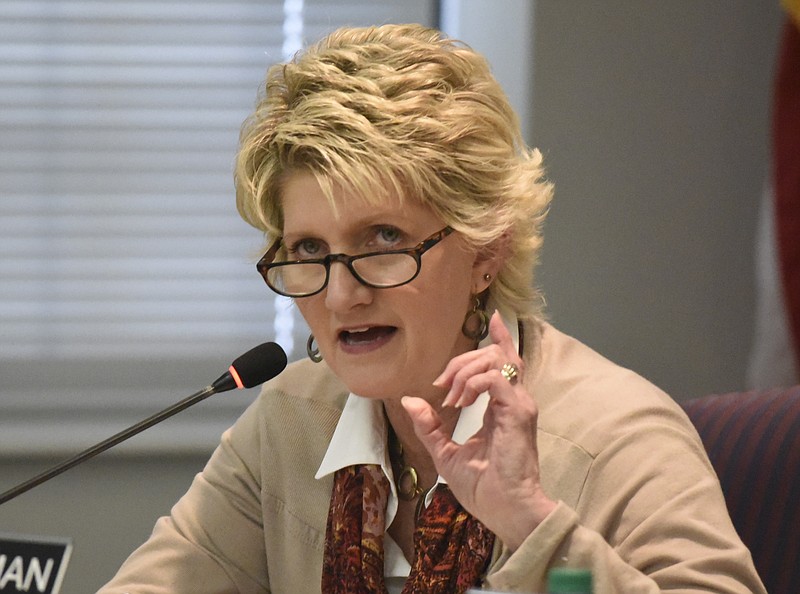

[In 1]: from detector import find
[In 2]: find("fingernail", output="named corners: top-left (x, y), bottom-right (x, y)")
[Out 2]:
top-left (441, 391), bottom-right (455, 408)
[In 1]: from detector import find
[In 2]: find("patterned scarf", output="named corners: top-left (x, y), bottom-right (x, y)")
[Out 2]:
top-left (322, 464), bottom-right (496, 594)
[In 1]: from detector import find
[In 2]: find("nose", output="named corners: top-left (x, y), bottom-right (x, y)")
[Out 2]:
top-left (323, 261), bottom-right (373, 312)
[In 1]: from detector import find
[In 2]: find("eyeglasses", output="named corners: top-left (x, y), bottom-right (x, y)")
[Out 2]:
top-left (257, 226), bottom-right (454, 298)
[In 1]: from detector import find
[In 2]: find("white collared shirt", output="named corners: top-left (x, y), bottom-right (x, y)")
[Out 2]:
top-left (314, 309), bottom-right (519, 584)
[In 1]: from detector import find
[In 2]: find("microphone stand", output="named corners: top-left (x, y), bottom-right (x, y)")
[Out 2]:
top-left (0, 384), bottom-right (216, 506)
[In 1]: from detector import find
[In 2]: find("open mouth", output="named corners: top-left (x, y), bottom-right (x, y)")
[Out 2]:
top-left (339, 326), bottom-right (397, 345)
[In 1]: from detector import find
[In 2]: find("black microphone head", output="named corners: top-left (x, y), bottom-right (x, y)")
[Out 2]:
top-left (231, 342), bottom-right (288, 389)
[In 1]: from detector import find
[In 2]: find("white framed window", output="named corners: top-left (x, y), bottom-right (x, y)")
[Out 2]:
top-left (0, 0), bottom-right (436, 455)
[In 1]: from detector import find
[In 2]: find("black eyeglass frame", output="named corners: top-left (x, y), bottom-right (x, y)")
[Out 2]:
top-left (256, 226), bottom-right (454, 298)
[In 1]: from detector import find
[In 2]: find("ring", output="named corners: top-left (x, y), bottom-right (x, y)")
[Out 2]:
top-left (500, 362), bottom-right (519, 385)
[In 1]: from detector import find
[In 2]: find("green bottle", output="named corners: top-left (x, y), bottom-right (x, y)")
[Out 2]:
top-left (547, 567), bottom-right (593, 594)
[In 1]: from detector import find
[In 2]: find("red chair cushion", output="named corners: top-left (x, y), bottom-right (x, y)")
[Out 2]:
top-left (682, 386), bottom-right (800, 594)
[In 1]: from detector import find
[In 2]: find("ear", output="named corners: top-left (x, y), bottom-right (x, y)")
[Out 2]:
top-left (471, 233), bottom-right (510, 294)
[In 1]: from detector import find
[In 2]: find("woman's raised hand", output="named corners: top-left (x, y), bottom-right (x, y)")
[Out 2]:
top-left (401, 311), bottom-right (556, 550)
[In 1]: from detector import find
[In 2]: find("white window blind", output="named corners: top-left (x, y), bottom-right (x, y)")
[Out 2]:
top-left (0, 0), bottom-right (435, 455)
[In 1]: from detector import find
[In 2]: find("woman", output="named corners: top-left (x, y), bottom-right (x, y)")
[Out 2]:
top-left (100, 24), bottom-right (765, 593)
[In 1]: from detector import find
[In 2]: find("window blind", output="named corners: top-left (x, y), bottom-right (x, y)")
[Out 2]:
top-left (0, 0), bottom-right (435, 455)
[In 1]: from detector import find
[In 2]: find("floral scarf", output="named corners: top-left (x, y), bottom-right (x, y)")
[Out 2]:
top-left (322, 464), bottom-right (495, 594)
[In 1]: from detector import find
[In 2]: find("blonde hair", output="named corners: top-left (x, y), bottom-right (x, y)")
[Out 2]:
top-left (235, 23), bottom-right (553, 321)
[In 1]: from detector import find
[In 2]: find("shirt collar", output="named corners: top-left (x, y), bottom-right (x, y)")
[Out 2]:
top-left (315, 393), bottom-right (390, 480)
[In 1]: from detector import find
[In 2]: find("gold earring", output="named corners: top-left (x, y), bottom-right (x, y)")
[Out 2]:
top-left (306, 334), bottom-right (323, 363)
top-left (461, 296), bottom-right (489, 341)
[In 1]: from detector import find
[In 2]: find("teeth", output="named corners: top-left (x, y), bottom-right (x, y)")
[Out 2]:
top-left (347, 327), bottom-right (371, 333)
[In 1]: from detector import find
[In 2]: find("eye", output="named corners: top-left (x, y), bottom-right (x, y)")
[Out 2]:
top-left (371, 226), bottom-right (403, 249)
top-left (287, 238), bottom-right (325, 260)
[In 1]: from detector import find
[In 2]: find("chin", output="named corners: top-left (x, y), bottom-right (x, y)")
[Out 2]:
top-left (330, 353), bottom-right (432, 400)
top-left (336, 369), bottom-right (410, 401)
top-left (342, 377), bottom-right (395, 400)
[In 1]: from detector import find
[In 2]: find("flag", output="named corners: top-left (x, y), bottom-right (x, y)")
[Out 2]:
top-left (747, 5), bottom-right (800, 389)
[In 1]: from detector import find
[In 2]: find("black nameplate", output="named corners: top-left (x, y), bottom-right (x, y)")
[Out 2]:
top-left (0, 533), bottom-right (71, 594)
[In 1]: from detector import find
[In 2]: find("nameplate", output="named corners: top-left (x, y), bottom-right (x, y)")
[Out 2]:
top-left (0, 533), bottom-right (72, 594)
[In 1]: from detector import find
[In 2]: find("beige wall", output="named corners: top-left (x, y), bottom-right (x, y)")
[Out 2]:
top-left (532, 2), bottom-right (784, 400)
top-left (0, 3), bottom-right (785, 592)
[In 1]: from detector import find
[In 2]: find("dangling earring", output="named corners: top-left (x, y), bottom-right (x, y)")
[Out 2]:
top-left (306, 333), bottom-right (323, 363)
top-left (461, 295), bottom-right (489, 341)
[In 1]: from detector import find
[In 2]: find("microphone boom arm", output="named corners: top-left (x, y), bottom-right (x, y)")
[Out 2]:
top-left (0, 384), bottom-right (216, 505)
top-left (0, 341), bottom-right (286, 506)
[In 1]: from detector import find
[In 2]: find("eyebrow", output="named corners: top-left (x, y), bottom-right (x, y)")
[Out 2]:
top-left (281, 215), bottom-right (418, 245)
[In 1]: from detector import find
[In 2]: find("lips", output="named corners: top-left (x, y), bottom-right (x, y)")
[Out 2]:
top-left (339, 326), bottom-right (397, 345)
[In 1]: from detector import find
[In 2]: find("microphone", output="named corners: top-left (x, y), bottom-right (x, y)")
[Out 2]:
top-left (0, 342), bottom-right (287, 506)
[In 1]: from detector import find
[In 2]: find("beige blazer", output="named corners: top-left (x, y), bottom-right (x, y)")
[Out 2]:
top-left (99, 321), bottom-right (765, 593)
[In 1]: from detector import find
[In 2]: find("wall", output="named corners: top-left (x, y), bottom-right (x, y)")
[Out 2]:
top-left (532, 1), bottom-right (784, 400)
top-left (0, 455), bottom-right (210, 592)
top-left (0, 3), bottom-right (785, 592)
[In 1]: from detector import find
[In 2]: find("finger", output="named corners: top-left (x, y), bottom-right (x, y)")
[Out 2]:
top-left (440, 314), bottom-right (521, 404)
top-left (433, 332), bottom-right (521, 391)
top-left (433, 346), bottom-right (490, 388)
top-left (434, 312), bottom-right (517, 390)
top-left (442, 346), bottom-right (506, 407)
top-left (489, 312), bottom-right (525, 381)
top-left (401, 396), bottom-right (459, 465)
top-left (459, 369), bottom-right (521, 408)
top-left (401, 396), bottom-right (440, 434)
top-left (444, 367), bottom-right (519, 411)
top-left (489, 311), bottom-right (517, 357)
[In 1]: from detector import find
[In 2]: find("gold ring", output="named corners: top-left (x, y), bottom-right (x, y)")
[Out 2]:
top-left (501, 362), bottom-right (519, 385)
